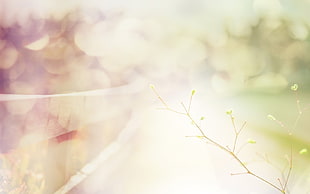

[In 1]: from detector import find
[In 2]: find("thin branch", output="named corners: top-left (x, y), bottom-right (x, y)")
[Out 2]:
top-left (256, 153), bottom-right (284, 175)
top-left (236, 142), bottom-right (248, 155)
top-left (290, 91), bottom-right (302, 134)
top-left (232, 135), bottom-right (239, 153)
top-left (269, 115), bottom-right (291, 135)
top-left (295, 92), bottom-right (302, 115)
top-left (248, 172), bottom-right (284, 193)
top-left (286, 89), bottom-right (304, 137)
top-left (231, 170), bottom-right (284, 193)
top-left (184, 107), bottom-right (285, 193)
top-left (188, 93), bottom-right (194, 113)
top-left (150, 86), bottom-right (169, 108)
top-left (151, 87), bottom-right (286, 194)
top-left (274, 119), bottom-right (286, 129)
top-left (229, 115), bottom-right (238, 153)
top-left (231, 119), bottom-right (246, 153)
top-left (291, 112), bottom-right (301, 134)
top-left (151, 86), bottom-right (187, 116)
top-left (239, 121), bottom-right (247, 133)
top-left (278, 178), bottom-right (284, 191)
top-left (180, 102), bottom-right (252, 174)
top-left (231, 172), bottom-right (248, 176)
top-left (230, 115), bottom-right (237, 134)
top-left (157, 107), bottom-right (187, 115)
top-left (283, 146), bottom-right (293, 191)
top-left (185, 135), bottom-right (205, 138)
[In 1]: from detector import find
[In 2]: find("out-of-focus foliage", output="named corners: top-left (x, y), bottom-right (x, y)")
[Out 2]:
top-left (206, 17), bottom-right (310, 93)
top-left (1, 0), bottom-right (310, 194)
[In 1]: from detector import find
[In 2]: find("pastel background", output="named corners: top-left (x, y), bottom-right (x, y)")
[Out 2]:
top-left (0, 0), bottom-right (310, 193)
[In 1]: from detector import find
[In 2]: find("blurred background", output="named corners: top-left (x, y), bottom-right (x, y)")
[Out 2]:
top-left (0, 0), bottom-right (310, 193)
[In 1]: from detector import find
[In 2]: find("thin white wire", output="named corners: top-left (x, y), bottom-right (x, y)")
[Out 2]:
top-left (0, 77), bottom-right (145, 101)
top-left (54, 111), bottom-right (139, 194)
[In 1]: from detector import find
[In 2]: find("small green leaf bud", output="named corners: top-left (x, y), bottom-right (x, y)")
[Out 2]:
top-left (290, 84), bottom-right (298, 91)
top-left (267, 114), bottom-right (276, 121)
top-left (299, 148), bottom-right (308, 155)
top-left (247, 138), bottom-right (256, 144)
top-left (226, 109), bottom-right (233, 115)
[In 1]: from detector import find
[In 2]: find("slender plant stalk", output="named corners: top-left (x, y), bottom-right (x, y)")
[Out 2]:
top-left (283, 147), bottom-right (293, 192)
top-left (150, 85), bottom-right (291, 194)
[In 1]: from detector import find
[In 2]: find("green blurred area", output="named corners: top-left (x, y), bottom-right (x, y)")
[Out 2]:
top-left (190, 1), bottom-right (310, 165)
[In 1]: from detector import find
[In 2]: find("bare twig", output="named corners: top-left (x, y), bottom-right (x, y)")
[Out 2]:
top-left (157, 107), bottom-right (187, 115)
top-left (291, 88), bottom-right (303, 135)
top-left (235, 142), bottom-right (248, 155)
top-left (283, 146), bottom-right (293, 191)
top-left (151, 86), bottom-right (287, 193)
top-left (278, 178), bottom-right (284, 191)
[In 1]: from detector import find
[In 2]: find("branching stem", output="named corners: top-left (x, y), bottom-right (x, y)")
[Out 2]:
top-left (151, 87), bottom-right (290, 194)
